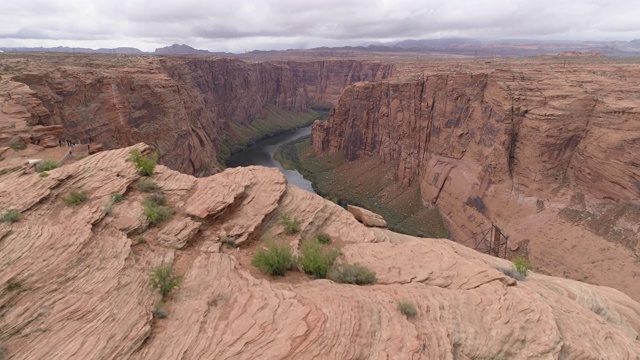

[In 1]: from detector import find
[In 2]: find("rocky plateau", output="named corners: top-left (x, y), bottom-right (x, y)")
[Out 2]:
top-left (0, 144), bottom-right (639, 359)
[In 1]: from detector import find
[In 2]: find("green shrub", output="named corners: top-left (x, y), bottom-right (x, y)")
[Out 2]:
top-left (152, 301), bottom-right (168, 319)
top-left (63, 191), bottom-right (89, 206)
top-left (146, 193), bottom-right (166, 206)
top-left (5, 280), bottom-right (22, 292)
top-left (496, 266), bottom-right (526, 281)
top-left (103, 193), bottom-right (125, 215)
top-left (39, 171), bottom-right (49, 177)
top-left (327, 263), bottom-right (377, 285)
top-left (130, 148), bottom-right (158, 176)
top-left (1, 209), bottom-right (20, 223)
top-left (513, 256), bottom-right (532, 277)
top-left (299, 240), bottom-right (341, 279)
top-left (36, 159), bottom-right (60, 172)
top-left (315, 232), bottom-right (331, 244)
top-left (149, 263), bottom-right (182, 297)
top-left (280, 213), bottom-right (300, 234)
top-left (397, 300), bottom-right (417, 318)
top-left (135, 178), bottom-right (159, 192)
top-left (143, 197), bottom-right (174, 225)
top-left (9, 140), bottom-right (26, 150)
top-left (251, 242), bottom-right (294, 276)
top-left (220, 236), bottom-right (236, 248)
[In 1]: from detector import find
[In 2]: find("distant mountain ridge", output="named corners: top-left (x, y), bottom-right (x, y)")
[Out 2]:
top-left (0, 44), bottom-right (221, 56)
top-left (3, 39), bottom-right (640, 57)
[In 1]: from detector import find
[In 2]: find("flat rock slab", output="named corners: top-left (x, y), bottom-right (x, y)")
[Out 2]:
top-left (347, 204), bottom-right (387, 228)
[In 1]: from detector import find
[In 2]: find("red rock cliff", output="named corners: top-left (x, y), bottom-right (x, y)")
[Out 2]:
top-left (284, 60), bottom-right (394, 106)
top-left (313, 60), bottom-right (640, 300)
top-left (4, 55), bottom-right (309, 175)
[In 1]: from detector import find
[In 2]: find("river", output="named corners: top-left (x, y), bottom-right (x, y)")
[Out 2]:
top-left (226, 126), bottom-right (315, 193)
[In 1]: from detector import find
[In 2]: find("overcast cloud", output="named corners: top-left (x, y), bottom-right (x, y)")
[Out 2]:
top-left (1, 0), bottom-right (640, 52)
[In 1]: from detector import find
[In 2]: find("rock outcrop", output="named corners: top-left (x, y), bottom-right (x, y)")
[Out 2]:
top-left (312, 59), bottom-right (640, 301)
top-left (0, 145), bottom-right (639, 359)
top-left (347, 204), bottom-right (388, 227)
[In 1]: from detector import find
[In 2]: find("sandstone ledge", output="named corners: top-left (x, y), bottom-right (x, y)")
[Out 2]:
top-left (0, 145), bottom-right (638, 359)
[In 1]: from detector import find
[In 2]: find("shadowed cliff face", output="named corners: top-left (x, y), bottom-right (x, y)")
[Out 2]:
top-left (283, 60), bottom-right (394, 106)
top-left (312, 61), bottom-right (640, 300)
top-left (313, 69), bottom-right (640, 201)
top-left (5, 56), bottom-right (311, 176)
top-left (1, 55), bottom-right (394, 176)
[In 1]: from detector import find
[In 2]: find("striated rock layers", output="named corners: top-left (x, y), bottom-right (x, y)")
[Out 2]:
top-left (0, 55), bottom-right (393, 177)
top-left (312, 60), bottom-right (640, 300)
top-left (283, 60), bottom-right (394, 106)
top-left (1, 145), bottom-right (640, 359)
top-left (0, 54), bottom-right (311, 176)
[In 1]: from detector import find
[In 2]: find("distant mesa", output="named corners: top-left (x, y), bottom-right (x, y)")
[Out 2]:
top-left (0, 43), bottom-right (217, 56)
top-left (153, 43), bottom-right (212, 55)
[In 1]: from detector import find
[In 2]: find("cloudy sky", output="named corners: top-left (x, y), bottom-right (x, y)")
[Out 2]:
top-left (1, 0), bottom-right (640, 52)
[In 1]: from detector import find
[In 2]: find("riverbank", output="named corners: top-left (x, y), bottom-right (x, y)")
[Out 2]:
top-left (276, 137), bottom-right (449, 238)
top-left (218, 105), bottom-right (328, 166)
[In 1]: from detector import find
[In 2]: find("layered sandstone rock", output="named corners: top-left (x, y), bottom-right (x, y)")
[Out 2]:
top-left (0, 54), bottom-right (311, 176)
top-left (312, 59), bottom-right (640, 300)
top-left (0, 145), bottom-right (639, 359)
top-left (283, 60), bottom-right (394, 106)
top-left (0, 55), bottom-right (395, 178)
top-left (347, 204), bottom-right (388, 227)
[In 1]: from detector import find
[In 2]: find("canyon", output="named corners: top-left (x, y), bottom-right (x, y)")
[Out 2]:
top-left (2, 52), bottom-right (640, 358)
top-left (0, 54), bottom-right (391, 175)
top-left (312, 57), bottom-right (640, 301)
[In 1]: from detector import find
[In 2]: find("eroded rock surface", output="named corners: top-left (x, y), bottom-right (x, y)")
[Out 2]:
top-left (0, 145), bottom-right (639, 359)
top-left (312, 58), bottom-right (640, 301)
top-left (348, 204), bottom-right (388, 227)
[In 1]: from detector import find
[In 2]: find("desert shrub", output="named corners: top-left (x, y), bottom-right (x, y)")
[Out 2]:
top-left (496, 266), bottom-right (526, 281)
top-left (135, 178), bottom-right (159, 192)
top-left (146, 193), bottom-right (166, 206)
top-left (150, 262), bottom-right (182, 297)
top-left (251, 242), bottom-right (294, 276)
top-left (39, 171), bottom-right (49, 177)
top-left (280, 213), bottom-right (300, 234)
top-left (142, 197), bottom-right (174, 225)
top-left (1, 209), bottom-right (20, 223)
top-left (9, 140), bottom-right (26, 150)
top-left (134, 235), bottom-right (147, 244)
top-left (129, 148), bottom-right (158, 176)
top-left (36, 159), bottom-right (60, 172)
top-left (315, 232), bottom-right (331, 244)
top-left (63, 191), bottom-right (89, 206)
top-left (299, 240), bottom-right (341, 279)
top-left (397, 300), bottom-right (417, 318)
top-left (5, 280), bottom-right (22, 292)
top-left (103, 193), bottom-right (125, 215)
top-left (220, 236), bottom-right (236, 248)
top-left (327, 263), bottom-right (377, 285)
top-left (152, 301), bottom-right (168, 319)
top-left (513, 256), bottom-right (532, 277)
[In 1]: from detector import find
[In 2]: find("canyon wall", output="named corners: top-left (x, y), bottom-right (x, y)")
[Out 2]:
top-left (284, 60), bottom-right (394, 106)
top-left (1, 55), bottom-right (393, 176)
top-left (312, 60), bottom-right (640, 300)
top-left (1, 55), bottom-right (310, 175)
